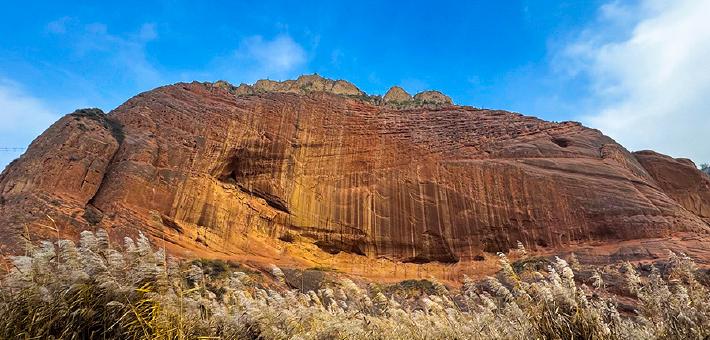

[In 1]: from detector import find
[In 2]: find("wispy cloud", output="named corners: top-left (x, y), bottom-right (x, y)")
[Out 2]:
top-left (46, 16), bottom-right (72, 34)
top-left (213, 34), bottom-right (308, 83)
top-left (238, 35), bottom-right (306, 75)
top-left (49, 19), bottom-right (162, 89)
top-left (330, 49), bottom-right (344, 66)
top-left (0, 20), bottom-right (165, 168)
top-left (561, 0), bottom-right (710, 163)
top-left (45, 18), bottom-right (311, 89)
top-left (400, 78), bottom-right (429, 94)
top-left (0, 78), bottom-right (58, 169)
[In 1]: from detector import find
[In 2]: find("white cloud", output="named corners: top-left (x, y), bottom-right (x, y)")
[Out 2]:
top-left (566, 0), bottom-right (710, 164)
top-left (50, 20), bottom-right (162, 89)
top-left (138, 23), bottom-right (158, 41)
top-left (0, 78), bottom-right (58, 170)
top-left (216, 34), bottom-right (308, 83)
top-left (45, 20), bottom-right (309, 91)
top-left (237, 35), bottom-right (306, 74)
top-left (330, 49), bottom-right (344, 66)
top-left (46, 16), bottom-right (72, 34)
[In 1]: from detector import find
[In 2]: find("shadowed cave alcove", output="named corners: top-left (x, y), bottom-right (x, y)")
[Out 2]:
top-left (217, 144), bottom-right (292, 214)
top-left (551, 137), bottom-right (571, 148)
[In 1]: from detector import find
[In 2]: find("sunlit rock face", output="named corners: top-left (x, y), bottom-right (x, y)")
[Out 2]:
top-left (383, 86), bottom-right (413, 103)
top-left (1, 76), bottom-right (709, 271)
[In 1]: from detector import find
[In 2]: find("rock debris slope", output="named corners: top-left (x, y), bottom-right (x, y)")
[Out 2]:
top-left (1, 75), bottom-right (709, 276)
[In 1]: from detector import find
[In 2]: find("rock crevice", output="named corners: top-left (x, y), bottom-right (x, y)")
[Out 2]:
top-left (0, 76), bottom-right (709, 271)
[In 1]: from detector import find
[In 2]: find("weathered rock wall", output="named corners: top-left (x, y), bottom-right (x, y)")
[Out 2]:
top-left (1, 76), bottom-right (709, 270)
top-left (634, 150), bottom-right (710, 222)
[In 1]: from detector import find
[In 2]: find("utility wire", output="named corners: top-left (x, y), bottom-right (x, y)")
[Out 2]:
top-left (0, 147), bottom-right (25, 152)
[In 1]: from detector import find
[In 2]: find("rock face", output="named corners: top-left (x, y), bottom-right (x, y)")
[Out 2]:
top-left (225, 74), bottom-right (364, 97)
top-left (413, 90), bottom-right (452, 105)
top-left (1, 76), bottom-right (709, 274)
top-left (383, 86), bottom-right (413, 103)
top-left (634, 151), bottom-right (710, 223)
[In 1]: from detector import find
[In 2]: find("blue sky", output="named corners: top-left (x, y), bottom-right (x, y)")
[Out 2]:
top-left (1, 0), bottom-right (709, 169)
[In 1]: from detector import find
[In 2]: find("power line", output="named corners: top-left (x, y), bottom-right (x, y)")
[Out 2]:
top-left (0, 147), bottom-right (25, 152)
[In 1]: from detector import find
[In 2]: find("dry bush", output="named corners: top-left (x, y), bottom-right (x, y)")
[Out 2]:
top-left (0, 231), bottom-right (708, 339)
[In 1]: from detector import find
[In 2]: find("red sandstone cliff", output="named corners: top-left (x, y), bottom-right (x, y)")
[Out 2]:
top-left (1, 75), bottom-right (709, 279)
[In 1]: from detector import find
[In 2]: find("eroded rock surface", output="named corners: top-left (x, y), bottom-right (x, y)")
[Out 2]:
top-left (383, 86), bottom-right (413, 103)
top-left (634, 150), bottom-right (710, 223)
top-left (1, 77), bottom-right (709, 275)
top-left (0, 108), bottom-right (121, 250)
top-left (227, 74), bottom-right (365, 97)
top-left (413, 90), bottom-right (452, 105)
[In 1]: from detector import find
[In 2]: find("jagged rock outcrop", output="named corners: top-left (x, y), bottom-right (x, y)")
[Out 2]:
top-left (1, 76), bottom-right (709, 277)
top-left (413, 90), bottom-right (452, 105)
top-left (225, 74), bottom-right (365, 97)
top-left (634, 150), bottom-right (710, 222)
top-left (383, 86), bottom-right (413, 103)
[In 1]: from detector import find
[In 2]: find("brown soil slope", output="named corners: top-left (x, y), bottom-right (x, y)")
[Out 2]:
top-left (1, 75), bottom-right (709, 278)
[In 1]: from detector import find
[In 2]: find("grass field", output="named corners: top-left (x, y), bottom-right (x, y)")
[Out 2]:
top-left (0, 230), bottom-right (708, 339)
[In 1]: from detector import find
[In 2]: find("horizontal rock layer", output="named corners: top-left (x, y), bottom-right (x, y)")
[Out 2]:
top-left (1, 79), bottom-right (709, 272)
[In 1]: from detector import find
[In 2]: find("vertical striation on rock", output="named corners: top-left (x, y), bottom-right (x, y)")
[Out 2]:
top-left (0, 109), bottom-right (121, 250)
top-left (634, 150), bottom-right (710, 223)
top-left (0, 76), bottom-right (709, 273)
